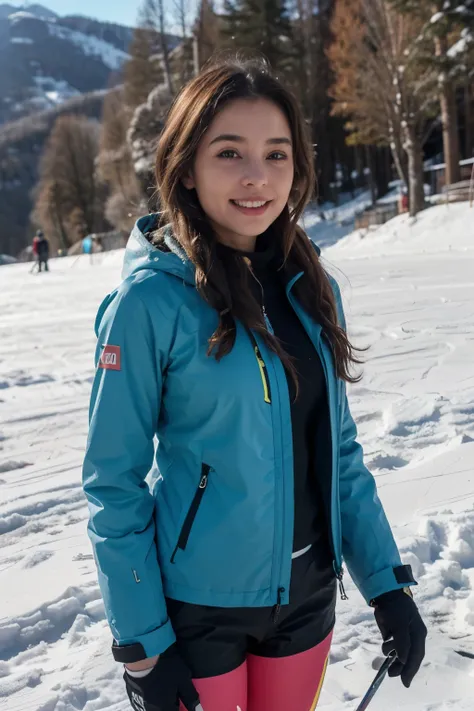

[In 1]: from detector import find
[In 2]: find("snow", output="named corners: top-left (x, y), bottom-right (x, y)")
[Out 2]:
top-left (1, 201), bottom-right (474, 709)
top-left (47, 24), bottom-right (129, 71)
top-left (300, 191), bottom-right (375, 250)
top-left (8, 11), bottom-right (38, 22)
top-left (425, 157), bottom-right (474, 171)
top-left (323, 201), bottom-right (473, 257)
top-left (33, 76), bottom-right (81, 106)
top-left (10, 36), bottom-right (34, 45)
top-left (447, 29), bottom-right (473, 58)
top-left (0, 255), bottom-right (17, 266)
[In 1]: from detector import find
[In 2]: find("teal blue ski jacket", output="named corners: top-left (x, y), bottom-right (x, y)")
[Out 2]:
top-left (83, 215), bottom-right (415, 659)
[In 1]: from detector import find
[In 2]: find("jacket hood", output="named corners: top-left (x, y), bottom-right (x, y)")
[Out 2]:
top-left (122, 214), bottom-right (195, 285)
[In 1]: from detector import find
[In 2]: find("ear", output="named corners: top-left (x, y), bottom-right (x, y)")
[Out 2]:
top-left (182, 170), bottom-right (195, 190)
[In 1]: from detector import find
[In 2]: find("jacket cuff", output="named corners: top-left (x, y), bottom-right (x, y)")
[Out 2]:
top-left (113, 618), bottom-right (176, 661)
top-left (359, 564), bottom-right (417, 604)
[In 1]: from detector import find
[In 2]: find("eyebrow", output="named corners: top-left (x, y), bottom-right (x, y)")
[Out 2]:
top-left (208, 134), bottom-right (292, 147)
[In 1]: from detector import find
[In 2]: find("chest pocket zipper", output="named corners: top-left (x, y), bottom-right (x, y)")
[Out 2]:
top-left (247, 331), bottom-right (272, 404)
top-left (170, 464), bottom-right (211, 563)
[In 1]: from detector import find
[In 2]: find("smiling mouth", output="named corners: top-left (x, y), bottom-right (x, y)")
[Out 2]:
top-left (231, 199), bottom-right (270, 208)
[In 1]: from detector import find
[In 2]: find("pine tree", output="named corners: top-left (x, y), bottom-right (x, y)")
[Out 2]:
top-left (222, 0), bottom-right (295, 73)
top-left (389, 0), bottom-right (474, 185)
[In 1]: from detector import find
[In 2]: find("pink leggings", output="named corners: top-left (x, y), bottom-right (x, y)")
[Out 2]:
top-left (180, 631), bottom-right (332, 711)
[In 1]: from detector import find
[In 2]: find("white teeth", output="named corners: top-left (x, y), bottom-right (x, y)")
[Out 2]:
top-left (233, 200), bottom-right (267, 208)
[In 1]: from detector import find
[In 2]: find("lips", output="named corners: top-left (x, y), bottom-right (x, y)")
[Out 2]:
top-left (230, 198), bottom-right (273, 217)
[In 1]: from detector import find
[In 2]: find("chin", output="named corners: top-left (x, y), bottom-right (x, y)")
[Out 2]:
top-left (237, 223), bottom-right (272, 237)
top-left (226, 216), bottom-right (277, 236)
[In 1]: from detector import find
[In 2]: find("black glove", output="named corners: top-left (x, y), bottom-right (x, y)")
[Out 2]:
top-left (373, 588), bottom-right (427, 688)
top-left (124, 644), bottom-right (200, 711)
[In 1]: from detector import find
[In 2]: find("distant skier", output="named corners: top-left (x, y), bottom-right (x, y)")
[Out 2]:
top-left (30, 232), bottom-right (40, 273)
top-left (399, 189), bottom-right (409, 214)
top-left (35, 230), bottom-right (50, 272)
top-left (83, 58), bottom-right (427, 711)
top-left (32, 232), bottom-right (40, 260)
top-left (82, 235), bottom-right (93, 264)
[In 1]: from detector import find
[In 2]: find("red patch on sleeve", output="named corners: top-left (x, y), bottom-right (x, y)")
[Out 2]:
top-left (99, 344), bottom-right (121, 371)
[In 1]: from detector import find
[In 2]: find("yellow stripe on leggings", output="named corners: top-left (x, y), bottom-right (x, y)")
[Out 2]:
top-left (309, 654), bottom-right (329, 711)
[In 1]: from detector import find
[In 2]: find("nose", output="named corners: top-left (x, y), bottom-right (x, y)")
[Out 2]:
top-left (241, 159), bottom-right (268, 189)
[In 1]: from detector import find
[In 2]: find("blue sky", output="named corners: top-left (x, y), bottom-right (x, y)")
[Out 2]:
top-left (10, 1), bottom-right (145, 27)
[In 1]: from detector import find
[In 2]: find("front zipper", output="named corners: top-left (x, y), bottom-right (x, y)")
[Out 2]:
top-left (272, 586), bottom-right (285, 623)
top-left (320, 332), bottom-right (345, 595)
top-left (248, 269), bottom-right (287, 607)
top-left (318, 332), bottom-right (346, 600)
top-left (170, 464), bottom-right (211, 563)
top-left (285, 284), bottom-right (347, 602)
top-left (246, 268), bottom-right (273, 404)
top-left (246, 262), bottom-right (289, 605)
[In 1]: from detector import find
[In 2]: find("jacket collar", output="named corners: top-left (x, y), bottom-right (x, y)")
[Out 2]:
top-left (123, 214), bottom-right (318, 290)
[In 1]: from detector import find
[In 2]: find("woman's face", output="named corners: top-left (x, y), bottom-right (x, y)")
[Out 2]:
top-left (183, 97), bottom-right (295, 251)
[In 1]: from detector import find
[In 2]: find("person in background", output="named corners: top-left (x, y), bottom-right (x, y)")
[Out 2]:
top-left (83, 58), bottom-right (427, 711)
top-left (36, 230), bottom-right (49, 272)
top-left (30, 231), bottom-right (41, 273)
top-left (82, 235), bottom-right (94, 264)
top-left (32, 231), bottom-right (40, 262)
top-left (399, 189), bottom-right (409, 214)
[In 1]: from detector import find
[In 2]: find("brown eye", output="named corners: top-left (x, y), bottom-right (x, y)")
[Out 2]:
top-left (218, 150), bottom-right (239, 159)
top-left (268, 152), bottom-right (287, 160)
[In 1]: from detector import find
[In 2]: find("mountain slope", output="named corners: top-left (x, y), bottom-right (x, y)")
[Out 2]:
top-left (0, 4), bottom-right (131, 124)
top-left (0, 90), bottom-right (107, 256)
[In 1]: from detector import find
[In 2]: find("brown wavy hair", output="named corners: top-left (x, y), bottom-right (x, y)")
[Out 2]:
top-left (155, 56), bottom-right (361, 384)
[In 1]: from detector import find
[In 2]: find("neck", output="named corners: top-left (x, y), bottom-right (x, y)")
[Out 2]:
top-left (213, 226), bottom-right (258, 253)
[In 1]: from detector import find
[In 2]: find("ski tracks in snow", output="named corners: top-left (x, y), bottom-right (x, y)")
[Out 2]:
top-left (1, 207), bottom-right (474, 710)
top-left (320, 213), bottom-right (474, 708)
top-left (0, 257), bottom-right (124, 711)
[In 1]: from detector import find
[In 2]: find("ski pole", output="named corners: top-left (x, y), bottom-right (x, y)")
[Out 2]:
top-left (354, 651), bottom-right (397, 711)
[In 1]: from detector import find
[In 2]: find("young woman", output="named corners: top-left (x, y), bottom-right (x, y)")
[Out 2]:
top-left (83, 58), bottom-right (427, 711)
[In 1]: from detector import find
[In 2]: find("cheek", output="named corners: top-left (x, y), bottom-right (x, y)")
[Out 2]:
top-left (194, 162), bottom-right (234, 208)
top-left (273, 166), bottom-right (294, 201)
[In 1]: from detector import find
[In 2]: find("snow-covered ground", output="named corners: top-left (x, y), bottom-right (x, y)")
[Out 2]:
top-left (301, 190), bottom-right (375, 250)
top-left (1, 202), bottom-right (473, 710)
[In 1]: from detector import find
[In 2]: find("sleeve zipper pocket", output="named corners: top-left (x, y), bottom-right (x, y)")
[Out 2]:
top-left (170, 464), bottom-right (211, 563)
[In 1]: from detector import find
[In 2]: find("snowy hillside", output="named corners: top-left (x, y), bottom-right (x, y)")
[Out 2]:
top-left (0, 4), bottom-right (132, 123)
top-left (48, 23), bottom-right (129, 71)
top-left (1, 202), bottom-right (474, 710)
